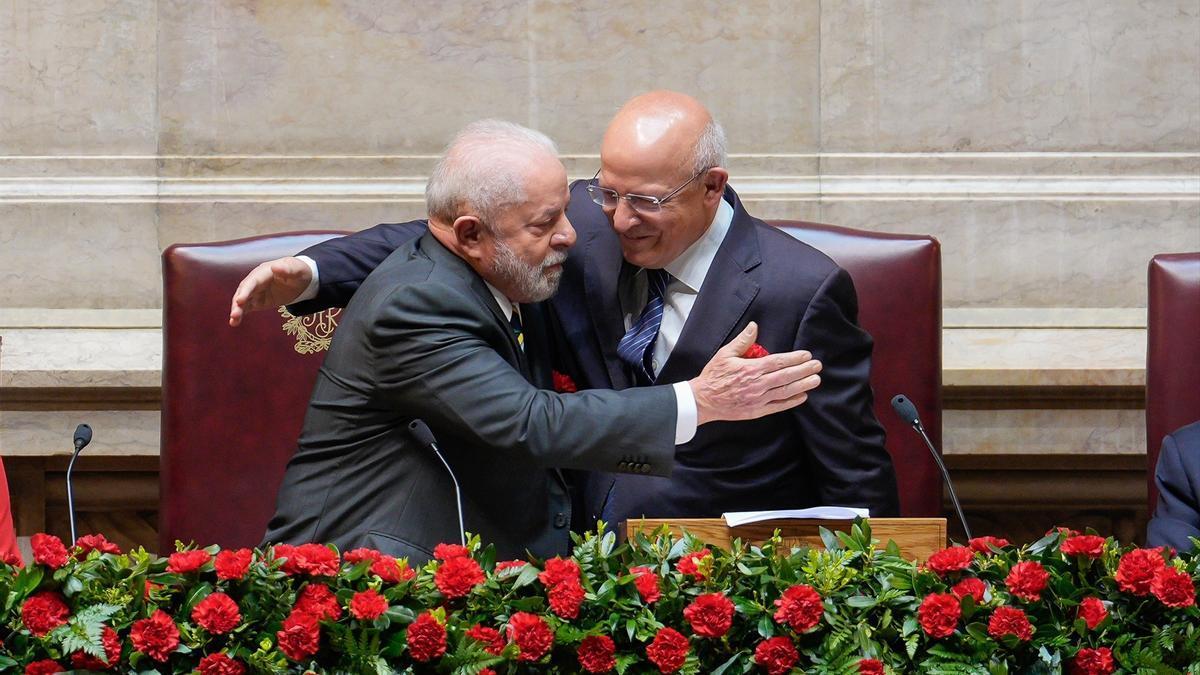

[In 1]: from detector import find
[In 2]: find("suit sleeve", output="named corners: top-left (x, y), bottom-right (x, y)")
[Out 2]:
top-left (1147, 433), bottom-right (1200, 552)
top-left (368, 281), bottom-right (677, 475)
top-left (793, 267), bottom-right (900, 516)
top-left (288, 221), bottom-right (428, 315)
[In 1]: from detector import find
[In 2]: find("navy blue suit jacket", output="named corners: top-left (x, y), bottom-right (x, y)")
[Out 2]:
top-left (1147, 421), bottom-right (1200, 553)
top-left (292, 183), bottom-right (899, 525)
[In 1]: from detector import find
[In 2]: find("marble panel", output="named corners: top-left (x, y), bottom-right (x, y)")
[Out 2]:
top-left (0, 410), bottom-right (159, 456)
top-left (944, 408), bottom-right (1146, 455)
top-left (820, 0), bottom-right (1200, 151)
top-left (944, 327), bottom-right (1145, 387)
top-left (529, 0), bottom-right (821, 155)
top-left (0, 329), bottom-right (161, 388)
top-left (815, 199), bottom-right (1200, 308)
top-left (0, 204), bottom-right (161, 308)
top-left (0, 0), bottom-right (157, 154)
top-left (156, 0), bottom-right (534, 155)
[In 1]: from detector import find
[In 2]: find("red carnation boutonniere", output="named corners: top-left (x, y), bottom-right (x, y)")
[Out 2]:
top-left (743, 343), bottom-right (770, 359)
top-left (552, 370), bottom-right (578, 393)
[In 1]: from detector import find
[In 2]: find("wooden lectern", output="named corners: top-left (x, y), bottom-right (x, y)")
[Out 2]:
top-left (624, 518), bottom-right (947, 561)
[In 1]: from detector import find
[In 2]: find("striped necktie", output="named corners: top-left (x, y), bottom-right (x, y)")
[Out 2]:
top-left (616, 268), bottom-right (670, 384)
top-left (509, 306), bottom-right (524, 351)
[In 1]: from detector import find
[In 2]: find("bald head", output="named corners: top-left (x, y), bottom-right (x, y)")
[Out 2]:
top-left (601, 91), bottom-right (727, 182)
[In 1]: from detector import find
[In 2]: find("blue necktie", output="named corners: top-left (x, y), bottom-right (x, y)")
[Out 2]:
top-left (509, 307), bottom-right (524, 351)
top-left (617, 268), bottom-right (670, 385)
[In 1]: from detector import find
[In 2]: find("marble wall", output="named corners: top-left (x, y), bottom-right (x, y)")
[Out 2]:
top-left (1, 0), bottom-right (1197, 309)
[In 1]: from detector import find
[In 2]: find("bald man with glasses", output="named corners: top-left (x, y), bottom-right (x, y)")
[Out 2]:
top-left (231, 91), bottom-right (899, 529)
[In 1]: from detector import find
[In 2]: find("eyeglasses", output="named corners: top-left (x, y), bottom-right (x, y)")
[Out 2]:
top-left (586, 167), bottom-right (709, 214)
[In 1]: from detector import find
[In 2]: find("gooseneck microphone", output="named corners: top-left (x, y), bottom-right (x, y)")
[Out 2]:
top-left (890, 395), bottom-right (972, 541)
top-left (407, 419), bottom-right (465, 546)
top-left (67, 423), bottom-right (93, 544)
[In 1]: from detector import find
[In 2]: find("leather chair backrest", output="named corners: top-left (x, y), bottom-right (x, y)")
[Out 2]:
top-left (770, 221), bottom-right (943, 517)
top-left (160, 232), bottom-right (347, 552)
top-left (1146, 252), bottom-right (1200, 509)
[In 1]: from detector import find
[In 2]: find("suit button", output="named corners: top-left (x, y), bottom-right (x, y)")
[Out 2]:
top-left (640, 464), bottom-right (651, 474)
top-left (553, 513), bottom-right (568, 528)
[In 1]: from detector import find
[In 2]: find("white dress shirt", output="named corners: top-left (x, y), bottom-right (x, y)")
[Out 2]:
top-left (295, 252), bottom-right (699, 444)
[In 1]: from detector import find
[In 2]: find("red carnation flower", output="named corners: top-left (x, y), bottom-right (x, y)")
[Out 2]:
top-left (548, 577), bottom-right (586, 619)
top-left (1070, 647), bottom-right (1115, 675)
top-left (1115, 548), bottom-right (1167, 595)
top-left (433, 543), bottom-right (470, 560)
top-left (24, 660), bottom-right (64, 675)
top-left (350, 589), bottom-right (389, 621)
top-left (407, 612), bottom-right (447, 662)
top-left (31, 533), bottom-right (69, 569)
top-left (372, 555), bottom-right (414, 583)
top-left (676, 549), bottom-right (711, 580)
top-left (968, 536), bottom-right (1010, 554)
top-left (466, 624), bottom-right (505, 655)
top-left (69, 625), bottom-right (121, 670)
top-left (646, 627), bottom-right (690, 674)
top-left (215, 548), bottom-right (253, 580)
top-left (630, 566), bottom-right (662, 604)
top-left (74, 533), bottom-right (122, 556)
top-left (917, 593), bottom-right (961, 638)
top-left (743, 343), bottom-right (770, 359)
top-left (926, 546), bottom-right (974, 576)
top-left (2, 551), bottom-right (22, 567)
top-left (683, 592), bottom-right (735, 638)
top-left (277, 543), bottom-right (340, 576)
top-left (167, 549), bottom-right (211, 573)
top-left (987, 606), bottom-right (1033, 641)
top-left (1048, 526), bottom-right (1080, 537)
top-left (21, 591), bottom-right (70, 637)
top-left (859, 658), bottom-right (886, 675)
top-left (1061, 535), bottom-right (1106, 559)
top-left (192, 592), bottom-right (242, 634)
top-left (197, 652), bottom-right (248, 675)
top-left (1005, 561), bottom-right (1050, 601)
top-left (577, 634), bottom-right (616, 673)
top-left (539, 557), bottom-right (582, 588)
top-left (478, 670), bottom-right (497, 675)
top-left (130, 609), bottom-right (181, 662)
top-left (773, 584), bottom-right (824, 632)
top-left (1077, 597), bottom-right (1108, 629)
top-left (276, 610), bottom-right (320, 661)
top-left (294, 583), bottom-right (342, 621)
top-left (508, 612), bottom-right (554, 662)
top-left (435, 555), bottom-right (485, 598)
top-left (553, 370), bottom-right (578, 393)
top-left (1151, 566), bottom-right (1196, 608)
top-left (496, 560), bottom-right (528, 572)
top-left (344, 547), bottom-right (382, 565)
top-left (951, 577), bottom-right (987, 603)
top-left (753, 636), bottom-right (798, 675)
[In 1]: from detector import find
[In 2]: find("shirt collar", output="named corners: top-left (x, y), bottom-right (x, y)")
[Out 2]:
top-left (484, 281), bottom-right (515, 321)
top-left (663, 196), bottom-right (734, 292)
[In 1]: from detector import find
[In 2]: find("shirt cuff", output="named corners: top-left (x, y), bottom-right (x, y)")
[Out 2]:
top-left (294, 255), bottom-right (320, 302)
top-left (671, 381), bottom-right (698, 445)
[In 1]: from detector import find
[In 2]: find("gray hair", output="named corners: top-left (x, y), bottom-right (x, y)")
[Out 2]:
top-left (692, 118), bottom-right (728, 174)
top-left (425, 119), bottom-right (559, 225)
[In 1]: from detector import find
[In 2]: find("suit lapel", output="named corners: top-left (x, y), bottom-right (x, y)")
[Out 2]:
top-left (582, 227), bottom-right (633, 389)
top-left (656, 192), bottom-right (762, 385)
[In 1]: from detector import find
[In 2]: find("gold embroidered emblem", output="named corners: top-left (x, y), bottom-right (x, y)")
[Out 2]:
top-left (279, 306), bottom-right (341, 354)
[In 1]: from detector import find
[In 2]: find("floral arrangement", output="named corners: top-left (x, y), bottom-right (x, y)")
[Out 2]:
top-left (1, 521), bottom-right (1197, 674)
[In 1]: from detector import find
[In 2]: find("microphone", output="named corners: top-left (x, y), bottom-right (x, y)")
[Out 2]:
top-left (890, 395), bottom-right (972, 541)
top-left (67, 424), bottom-right (93, 544)
top-left (407, 419), bottom-right (465, 546)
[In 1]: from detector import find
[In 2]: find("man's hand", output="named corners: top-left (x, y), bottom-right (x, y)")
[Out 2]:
top-left (690, 322), bottom-right (822, 425)
top-left (228, 256), bottom-right (313, 327)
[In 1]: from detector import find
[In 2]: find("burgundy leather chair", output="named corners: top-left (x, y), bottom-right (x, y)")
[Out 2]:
top-left (771, 222), bottom-right (943, 517)
top-left (1146, 253), bottom-right (1200, 510)
top-left (161, 232), bottom-right (347, 552)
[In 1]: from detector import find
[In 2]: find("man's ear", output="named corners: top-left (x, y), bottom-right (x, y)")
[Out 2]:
top-left (451, 215), bottom-right (488, 261)
top-left (701, 167), bottom-right (730, 206)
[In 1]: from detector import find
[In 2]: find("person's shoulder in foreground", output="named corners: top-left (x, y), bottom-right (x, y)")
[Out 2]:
top-left (1147, 420), bottom-right (1200, 552)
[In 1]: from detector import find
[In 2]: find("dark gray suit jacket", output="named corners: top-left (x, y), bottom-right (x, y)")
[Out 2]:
top-left (264, 232), bottom-right (676, 561)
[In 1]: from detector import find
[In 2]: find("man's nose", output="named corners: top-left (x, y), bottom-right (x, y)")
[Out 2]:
top-left (552, 214), bottom-right (577, 249)
top-left (610, 198), bottom-right (641, 233)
